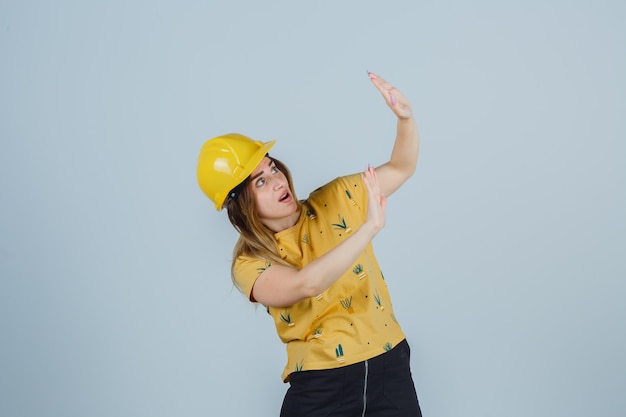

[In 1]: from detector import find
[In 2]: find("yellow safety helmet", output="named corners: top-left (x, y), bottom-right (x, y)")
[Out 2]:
top-left (197, 133), bottom-right (276, 210)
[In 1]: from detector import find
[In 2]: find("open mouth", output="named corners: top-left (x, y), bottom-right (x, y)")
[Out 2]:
top-left (279, 191), bottom-right (290, 202)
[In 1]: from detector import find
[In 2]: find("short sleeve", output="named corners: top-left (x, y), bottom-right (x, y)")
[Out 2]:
top-left (232, 255), bottom-right (273, 301)
top-left (335, 173), bottom-right (368, 219)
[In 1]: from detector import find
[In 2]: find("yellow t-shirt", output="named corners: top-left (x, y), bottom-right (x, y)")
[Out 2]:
top-left (234, 174), bottom-right (406, 382)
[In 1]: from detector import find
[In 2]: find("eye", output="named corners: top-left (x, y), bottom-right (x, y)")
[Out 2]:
top-left (255, 177), bottom-right (266, 187)
top-left (271, 166), bottom-right (278, 174)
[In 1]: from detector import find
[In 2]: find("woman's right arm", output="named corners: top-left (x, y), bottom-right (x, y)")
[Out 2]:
top-left (251, 166), bottom-right (386, 308)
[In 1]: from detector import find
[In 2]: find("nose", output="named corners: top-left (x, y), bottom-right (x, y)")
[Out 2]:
top-left (272, 178), bottom-right (285, 190)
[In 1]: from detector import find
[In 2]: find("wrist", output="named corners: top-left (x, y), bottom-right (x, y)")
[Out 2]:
top-left (361, 218), bottom-right (383, 238)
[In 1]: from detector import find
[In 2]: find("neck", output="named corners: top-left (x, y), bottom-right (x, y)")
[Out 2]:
top-left (265, 206), bottom-right (301, 233)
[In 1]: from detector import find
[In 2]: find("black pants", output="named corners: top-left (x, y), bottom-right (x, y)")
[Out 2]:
top-left (280, 339), bottom-right (422, 417)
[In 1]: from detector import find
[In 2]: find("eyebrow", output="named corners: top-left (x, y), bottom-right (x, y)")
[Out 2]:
top-left (251, 170), bottom-right (264, 181)
top-left (251, 160), bottom-right (275, 181)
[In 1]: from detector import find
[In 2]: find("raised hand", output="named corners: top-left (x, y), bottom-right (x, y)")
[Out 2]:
top-left (361, 164), bottom-right (387, 233)
top-left (368, 72), bottom-right (413, 120)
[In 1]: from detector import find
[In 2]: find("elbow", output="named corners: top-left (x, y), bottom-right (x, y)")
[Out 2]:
top-left (300, 281), bottom-right (323, 300)
top-left (297, 271), bottom-right (327, 300)
top-left (399, 164), bottom-right (417, 184)
top-left (389, 157), bottom-right (418, 181)
top-left (405, 163), bottom-right (417, 179)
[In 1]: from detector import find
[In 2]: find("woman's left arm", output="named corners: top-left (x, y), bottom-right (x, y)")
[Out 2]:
top-left (368, 72), bottom-right (420, 197)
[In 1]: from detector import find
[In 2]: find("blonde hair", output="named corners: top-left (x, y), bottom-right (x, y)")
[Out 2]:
top-left (224, 157), bottom-right (300, 285)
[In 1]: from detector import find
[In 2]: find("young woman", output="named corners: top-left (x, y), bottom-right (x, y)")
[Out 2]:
top-left (197, 72), bottom-right (422, 416)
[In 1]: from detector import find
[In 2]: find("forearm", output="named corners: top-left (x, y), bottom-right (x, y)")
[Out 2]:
top-left (376, 117), bottom-right (420, 196)
top-left (251, 221), bottom-right (381, 307)
top-left (297, 221), bottom-right (379, 297)
top-left (389, 116), bottom-right (420, 177)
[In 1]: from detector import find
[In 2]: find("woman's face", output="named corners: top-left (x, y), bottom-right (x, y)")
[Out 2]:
top-left (248, 157), bottom-right (299, 232)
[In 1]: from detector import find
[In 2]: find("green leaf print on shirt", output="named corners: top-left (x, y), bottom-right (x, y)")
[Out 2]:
top-left (280, 310), bottom-right (295, 327)
top-left (373, 291), bottom-right (384, 311)
top-left (353, 264), bottom-right (367, 280)
top-left (256, 262), bottom-right (272, 274)
top-left (344, 189), bottom-right (356, 206)
top-left (340, 296), bottom-right (354, 313)
top-left (312, 328), bottom-right (323, 339)
top-left (383, 342), bottom-right (393, 352)
top-left (332, 215), bottom-right (352, 235)
top-left (306, 208), bottom-right (317, 220)
top-left (335, 344), bottom-right (345, 363)
top-left (295, 360), bottom-right (304, 372)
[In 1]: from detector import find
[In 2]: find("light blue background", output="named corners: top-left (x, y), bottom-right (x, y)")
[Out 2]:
top-left (1, 1), bottom-right (624, 416)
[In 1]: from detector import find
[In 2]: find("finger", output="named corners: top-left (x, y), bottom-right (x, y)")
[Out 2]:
top-left (380, 194), bottom-right (387, 211)
top-left (369, 75), bottom-right (396, 96)
top-left (367, 165), bottom-right (378, 188)
top-left (363, 170), bottom-right (374, 191)
top-left (362, 166), bottom-right (379, 193)
top-left (368, 73), bottom-right (402, 105)
top-left (368, 72), bottom-right (391, 87)
top-left (368, 72), bottom-right (391, 91)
